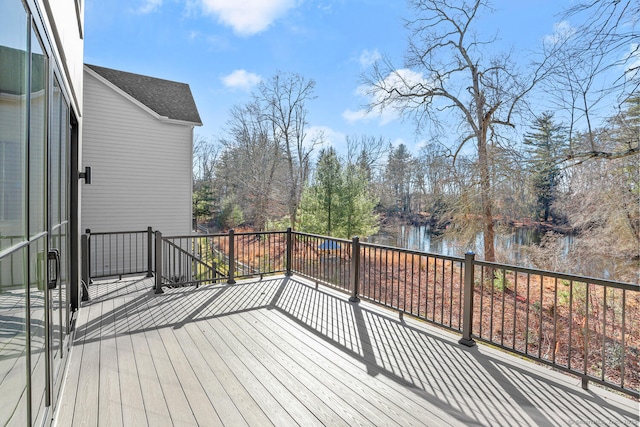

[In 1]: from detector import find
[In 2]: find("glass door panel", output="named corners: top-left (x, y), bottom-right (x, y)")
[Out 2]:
top-left (29, 28), bottom-right (46, 238)
top-left (0, 247), bottom-right (29, 426)
top-left (0, 0), bottom-right (28, 252)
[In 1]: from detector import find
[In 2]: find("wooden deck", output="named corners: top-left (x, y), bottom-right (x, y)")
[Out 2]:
top-left (53, 275), bottom-right (638, 426)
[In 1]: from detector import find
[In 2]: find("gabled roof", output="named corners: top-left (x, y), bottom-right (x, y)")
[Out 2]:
top-left (85, 64), bottom-right (202, 125)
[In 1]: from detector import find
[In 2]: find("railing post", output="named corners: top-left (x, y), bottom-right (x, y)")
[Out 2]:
top-left (146, 226), bottom-right (154, 277)
top-left (85, 228), bottom-right (91, 281)
top-left (228, 229), bottom-right (236, 284)
top-left (459, 251), bottom-right (476, 347)
top-left (154, 231), bottom-right (164, 294)
top-left (285, 227), bottom-right (293, 276)
top-left (349, 236), bottom-right (360, 303)
top-left (582, 283), bottom-right (590, 390)
top-left (81, 233), bottom-right (90, 302)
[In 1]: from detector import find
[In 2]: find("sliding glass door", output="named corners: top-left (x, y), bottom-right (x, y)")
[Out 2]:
top-left (0, 1), bottom-right (72, 424)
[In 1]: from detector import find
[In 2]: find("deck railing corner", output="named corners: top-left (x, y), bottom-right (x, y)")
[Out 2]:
top-left (459, 251), bottom-right (476, 347)
top-left (154, 230), bottom-right (163, 294)
top-left (349, 236), bottom-right (361, 303)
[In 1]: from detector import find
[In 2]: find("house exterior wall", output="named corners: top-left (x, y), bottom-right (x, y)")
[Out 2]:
top-left (81, 69), bottom-right (193, 236)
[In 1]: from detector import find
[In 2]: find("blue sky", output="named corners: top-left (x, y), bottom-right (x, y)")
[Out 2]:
top-left (84, 0), bottom-right (576, 154)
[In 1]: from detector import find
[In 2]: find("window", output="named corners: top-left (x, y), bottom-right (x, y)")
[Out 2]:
top-left (28, 28), bottom-right (47, 237)
top-left (0, 2), bottom-right (29, 424)
top-left (0, 1), bottom-right (28, 251)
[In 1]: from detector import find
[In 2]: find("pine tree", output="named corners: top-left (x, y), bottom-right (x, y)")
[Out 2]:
top-left (337, 163), bottom-right (379, 238)
top-left (298, 147), bottom-right (379, 238)
top-left (384, 144), bottom-right (415, 213)
top-left (524, 112), bottom-right (567, 222)
top-left (312, 147), bottom-right (342, 235)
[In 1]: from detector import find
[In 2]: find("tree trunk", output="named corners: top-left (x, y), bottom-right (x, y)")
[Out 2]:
top-left (477, 137), bottom-right (496, 262)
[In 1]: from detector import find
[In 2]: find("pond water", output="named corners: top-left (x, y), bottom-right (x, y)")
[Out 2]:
top-left (368, 224), bottom-right (573, 267)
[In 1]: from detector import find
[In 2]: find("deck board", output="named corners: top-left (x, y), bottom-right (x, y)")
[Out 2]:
top-left (202, 318), bottom-right (300, 426)
top-left (212, 313), bottom-right (343, 426)
top-left (98, 296), bottom-right (123, 427)
top-left (180, 321), bottom-right (269, 427)
top-left (116, 292), bottom-right (148, 427)
top-left (246, 309), bottom-right (445, 426)
top-left (53, 275), bottom-right (639, 427)
top-left (72, 295), bottom-right (102, 427)
top-left (154, 313), bottom-right (223, 425)
top-left (234, 310), bottom-right (414, 426)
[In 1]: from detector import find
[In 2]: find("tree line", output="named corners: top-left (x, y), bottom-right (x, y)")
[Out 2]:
top-left (193, 0), bottom-right (638, 282)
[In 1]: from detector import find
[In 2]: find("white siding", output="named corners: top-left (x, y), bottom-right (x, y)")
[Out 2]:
top-left (81, 70), bottom-right (193, 235)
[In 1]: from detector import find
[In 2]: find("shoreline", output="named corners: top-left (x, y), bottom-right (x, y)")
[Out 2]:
top-left (379, 211), bottom-right (573, 234)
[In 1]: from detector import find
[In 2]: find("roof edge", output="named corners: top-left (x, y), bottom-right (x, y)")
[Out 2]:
top-left (84, 64), bottom-right (202, 126)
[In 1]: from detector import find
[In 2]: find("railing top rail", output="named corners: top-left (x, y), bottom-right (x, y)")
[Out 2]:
top-left (474, 259), bottom-right (640, 291)
top-left (233, 230), bottom-right (287, 237)
top-left (291, 231), bottom-right (352, 245)
top-left (162, 238), bottom-right (191, 251)
top-left (163, 233), bottom-right (226, 239)
top-left (164, 230), bottom-right (287, 239)
top-left (87, 230), bottom-right (150, 236)
top-left (359, 240), bottom-right (466, 263)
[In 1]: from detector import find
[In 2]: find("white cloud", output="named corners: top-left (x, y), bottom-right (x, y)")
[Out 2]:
top-left (343, 68), bottom-right (430, 126)
top-left (359, 49), bottom-right (381, 68)
top-left (343, 106), bottom-right (399, 126)
top-left (221, 69), bottom-right (263, 91)
top-left (189, 30), bottom-right (231, 50)
top-left (342, 109), bottom-right (369, 123)
top-left (307, 125), bottom-right (346, 149)
top-left (196, 0), bottom-right (297, 36)
top-left (544, 21), bottom-right (576, 46)
top-left (137, 0), bottom-right (162, 14)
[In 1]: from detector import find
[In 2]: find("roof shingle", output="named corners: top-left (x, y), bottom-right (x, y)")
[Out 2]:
top-left (86, 64), bottom-right (202, 125)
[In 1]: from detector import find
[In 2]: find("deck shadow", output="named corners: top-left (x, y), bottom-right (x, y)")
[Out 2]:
top-left (74, 275), bottom-right (639, 426)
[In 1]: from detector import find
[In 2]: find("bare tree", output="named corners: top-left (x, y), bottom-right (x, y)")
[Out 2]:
top-left (193, 134), bottom-right (219, 183)
top-left (551, 131), bottom-right (639, 282)
top-left (257, 72), bottom-right (320, 228)
top-left (192, 135), bottom-right (220, 222)
top-left (415, 142), bottom-right (448, 203)
top-left (546, 0), bottom-right (639, 162)
top-left (345, 135), bottom-right (389, 170)
top-left (365, 0), bottom-right (548, 261)
top-left (218, 101), bottom-right (285, 230)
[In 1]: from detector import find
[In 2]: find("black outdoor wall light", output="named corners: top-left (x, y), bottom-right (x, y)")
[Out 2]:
top-left (79, 166), bottom-right (92, 184)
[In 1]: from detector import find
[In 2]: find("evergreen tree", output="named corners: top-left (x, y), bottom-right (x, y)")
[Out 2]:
top-left (314, 147), bottom-right (342, 235)
top-left (336, 163), bottom-right (379, 238)
top-left (384, 144), bottom-right (415, 213)
top-left (298, 148), bottom-right (379, 238)
top-left (524, 112), bottom-right (566, 222)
